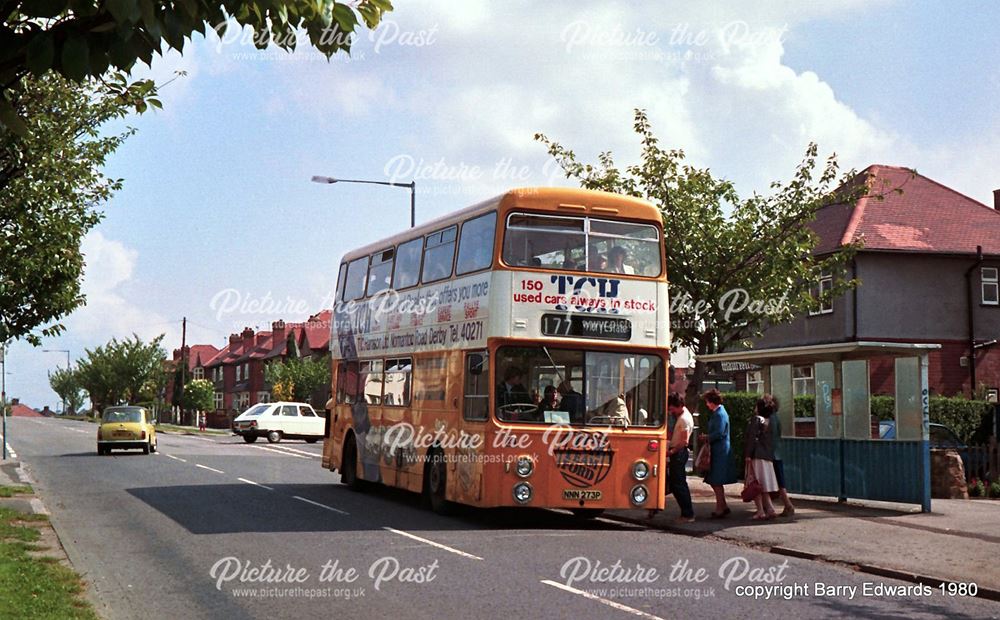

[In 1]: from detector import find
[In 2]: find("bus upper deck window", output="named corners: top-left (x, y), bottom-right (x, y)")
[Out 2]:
top-left (367, 248), bottom-right (395, 296)
top-left (343, 256), bottom-right (368, 301)
top-left (393, 237), bottom-right (423, 289)
top-left (422, 226), bottom-right (457, 283)
top-left (456, 212), bottom-right (497, 275)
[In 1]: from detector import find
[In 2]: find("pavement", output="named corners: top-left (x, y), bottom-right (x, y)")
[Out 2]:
top-left (608, 477), bottom-right (1000, 598)
top-left (4, 416), bottom-right (1000, 620)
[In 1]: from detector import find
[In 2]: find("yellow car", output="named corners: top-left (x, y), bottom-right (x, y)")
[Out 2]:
top-left (97, 406), bottom-right (157, 455)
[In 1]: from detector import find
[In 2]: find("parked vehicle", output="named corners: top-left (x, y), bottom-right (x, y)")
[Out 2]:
top-left (97, 406), bottom-right (157, 455)
top-left (232, 402), bottom-right (324, 444)
top-left (879, 420), bottom-right (977, 476)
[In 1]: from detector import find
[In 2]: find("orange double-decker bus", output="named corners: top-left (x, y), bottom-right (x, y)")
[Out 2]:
top-left (323, 187), bottom-right (670, 517)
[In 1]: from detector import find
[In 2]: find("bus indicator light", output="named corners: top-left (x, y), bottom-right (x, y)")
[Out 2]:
top-left (647, 440), bottom-right (659, 452)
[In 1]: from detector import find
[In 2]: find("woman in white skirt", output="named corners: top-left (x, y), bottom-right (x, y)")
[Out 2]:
top-left (744, 395), bottom-right (780, 520)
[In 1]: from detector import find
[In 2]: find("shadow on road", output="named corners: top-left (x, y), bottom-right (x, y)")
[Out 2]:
top-left (126, 482), bottom-right (642, 536)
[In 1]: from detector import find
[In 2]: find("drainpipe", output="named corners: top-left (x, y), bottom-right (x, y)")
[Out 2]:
top-left (965, 245), bottom-right (984, 395)
top-left (851, 257), bottom-right (858, 341)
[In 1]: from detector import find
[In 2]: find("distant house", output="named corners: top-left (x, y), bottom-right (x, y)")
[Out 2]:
top-left (10, 400), bottom-right (42, 417)
top-left (736, 165), bottom-right (1000, 398)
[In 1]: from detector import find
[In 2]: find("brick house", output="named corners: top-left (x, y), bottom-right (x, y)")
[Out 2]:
top-left (734, 165), bottom-right (1000, 398)
top-left (166, 344), bottom-right (220, 405)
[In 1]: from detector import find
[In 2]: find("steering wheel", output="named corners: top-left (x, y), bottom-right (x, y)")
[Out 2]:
top-left (497, 403), bottom-right (539, 420)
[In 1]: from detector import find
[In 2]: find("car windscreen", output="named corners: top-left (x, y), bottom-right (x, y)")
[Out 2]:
top-left (244, 404), bottom-right (270, 416)
top-left (102, 407), bottom-right (143, 423)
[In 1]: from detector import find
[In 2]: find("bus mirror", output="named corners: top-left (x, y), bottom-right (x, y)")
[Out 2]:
top-left (469, 353), bottom-right (485, 376)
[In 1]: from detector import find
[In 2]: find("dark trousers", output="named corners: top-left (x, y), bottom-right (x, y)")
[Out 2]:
top-left (669, 448), bottom-right (694, 518)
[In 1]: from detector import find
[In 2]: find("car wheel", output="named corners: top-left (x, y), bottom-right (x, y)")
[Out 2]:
top-left (97, 447), bottom-right (104, 456)
top-left (423, 450), bottom-right (451, 515)
top-left (142, 441), bottom-right (150, 455)
top-left (150, 438), bottom-right (157, 453)
top-left (266, 430), bottom-right (282, 444)
top-left (341, 436), bottom-right (364, 491)
top-left (243, 434), bottom-right (258, 443)
top-left (305, 438), bottom-right (319, 444)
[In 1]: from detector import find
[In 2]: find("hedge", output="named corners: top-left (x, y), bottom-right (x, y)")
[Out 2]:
top-left (702, 392), bottom-right (991, 463)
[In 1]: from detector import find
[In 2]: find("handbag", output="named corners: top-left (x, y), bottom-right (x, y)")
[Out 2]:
top-left (695, 443), bottom-right (711, 474)
top-left (741, 464), bottom-right (762, 502)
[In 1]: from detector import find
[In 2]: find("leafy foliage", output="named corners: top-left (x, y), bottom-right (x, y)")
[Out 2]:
top-left (0, 72), bottom-right (157, 345)
top-left (537, 109), bottom-right (903, 402)
top-left (75, 334), bottom-right (167, 411)
top-left (47, 366), bottom-right (85, 414)
top-left (0, 0), bottom-right (393, 128)
top-left (182, 378), bottom-right (214, 412)
top-left (265, 355), bottom-right (330, 402)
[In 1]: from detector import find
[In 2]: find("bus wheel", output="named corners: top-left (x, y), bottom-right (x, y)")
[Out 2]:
top-left (341, 436), bottom-right (363, 491)
top-left (571, 508), bottom-right (605, 520)
top-left (424, 450), bottom-right (451, 515)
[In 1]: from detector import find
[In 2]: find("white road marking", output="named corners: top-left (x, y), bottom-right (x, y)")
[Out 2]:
top-left (238, 477), bottom-right (274, 491)
top-left (0, 436), bottom-right (16, 459)
top-left (541, 580), bottom-right (665, 620)
top-left (164, 454), bottom-right (187, 463)
top-left (266, 445), bottom-right (321, 458)
top-left (292, 495), bottom-right (349, 515)
top-left (383, 527), bottom-right (483, 561)
top-left (195, 464), bottom-right (224, 474)
top-left (252, 445), bottom-right (311, 459)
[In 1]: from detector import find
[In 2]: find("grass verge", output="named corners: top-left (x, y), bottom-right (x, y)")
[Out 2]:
top-left (0, 507), bottom-right (97, 619)
top-left (0, 485), bottom-right (32, 498)
top-left (156, 424), bottom-right (229, 436)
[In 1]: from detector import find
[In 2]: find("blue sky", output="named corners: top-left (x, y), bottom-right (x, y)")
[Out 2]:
top-left (8, 0), bottom-right (1000, 408)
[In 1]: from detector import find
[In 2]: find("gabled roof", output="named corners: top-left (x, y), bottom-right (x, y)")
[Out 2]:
top-left (10, 403), bottom-right (42, 417)
top-left (813, 165), bottom-right (1000, 255)
top-left (297, 310), bottom-right (332, 354)
top-left (186, 345), bottom-right (220, 371)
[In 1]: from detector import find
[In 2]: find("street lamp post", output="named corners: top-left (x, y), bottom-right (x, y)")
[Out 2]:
top-left (1, 344), bottom-right (7, 460)
top-left (311, 176), bottom-right (416, 228)
top-left (43, 349), bottom-right (70, 415)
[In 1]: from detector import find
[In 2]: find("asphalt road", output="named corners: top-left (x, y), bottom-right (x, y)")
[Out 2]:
top-left (5, 416), bottom-right (998, 620)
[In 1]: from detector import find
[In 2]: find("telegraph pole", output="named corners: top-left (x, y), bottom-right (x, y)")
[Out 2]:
top-left (180, 317), bottom-right (187, 425)
top-left (2, 344), bottom-right (7, 460)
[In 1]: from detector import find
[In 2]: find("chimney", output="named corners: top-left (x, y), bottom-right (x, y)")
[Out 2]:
top-left (241, 327), bottom-right (255, 350)
top-left (229, 333), bottom-right (241, 347)
top-left (994, 189), bottom-right (1000, 210)
top-left (10, 398), bottom-right (18, 406)
top-left (272, 321), bottom-right (286, 347)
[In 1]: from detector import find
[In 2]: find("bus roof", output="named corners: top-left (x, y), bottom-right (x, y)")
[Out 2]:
top-left (339, 187), bottom-right (660, 263)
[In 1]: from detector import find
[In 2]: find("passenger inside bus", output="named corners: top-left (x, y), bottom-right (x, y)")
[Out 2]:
top-left (557, 380), bottom-right (586, 424)
top-left (497, 366), bottom-right (534, 420)
top-left (607, 246), bottom-right (636, 275)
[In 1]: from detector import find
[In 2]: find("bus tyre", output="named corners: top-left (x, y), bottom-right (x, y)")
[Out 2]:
top-left (571, 508), bottom-right (605, 520)
top-left (424, 450), bottom-right (451, 515)
top-left (341, 436), bottom-right (364, 491)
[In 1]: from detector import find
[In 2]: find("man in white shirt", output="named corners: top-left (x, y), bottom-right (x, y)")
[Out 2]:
top-left (667, 392), bottom-right (695, 522)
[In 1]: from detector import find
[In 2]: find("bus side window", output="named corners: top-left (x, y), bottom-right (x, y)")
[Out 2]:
top-left (335, 263), bottom-right (347, 302)
top-left (367, 248), bottom-right (395, 296)
top-left (456, 212), bottom-right (497, 275)
top-left (422, 226), bottom-right (457, 283)
top-left (343, 256), bottom-right (368, 301)
top-left (393, 237), bottom-right (423, 289)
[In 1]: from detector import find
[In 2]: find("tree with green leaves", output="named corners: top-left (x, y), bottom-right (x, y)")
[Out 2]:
top-left (0, 0), bottom-right (393, 129)
top-left (0, 71), bottom-right (159, 346)
top-left (48, 366), bottom-right (86, 414)
top-left (537, 110), bottom-right (898, 404)
top-left (75, 334), bottom-right (167, 411)
top-left (265, 355), bottom-right (330, 403)
top-left (183, 378), bottom-right (214, 413)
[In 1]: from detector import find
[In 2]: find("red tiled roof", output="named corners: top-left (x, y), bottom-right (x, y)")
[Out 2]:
top-left (813, 165), bottom-right (1000, 255)
top-left (10, 404), bottom-right (42, 417)
top-left (299, 310), bottom-right (332, 353)
top-left (186, 345), bottom-right (220, 371)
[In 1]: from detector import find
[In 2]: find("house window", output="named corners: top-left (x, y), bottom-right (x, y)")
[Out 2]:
top-left (982, 267), bottom-right (999, 305)
top-left (809, 271), bottom-right (834, 315)
top-left (213, 392), bottom-right (223, 411)
top-left (256, 391), bottom-right (270, 404)
top-left (746, 370), bottom-right (764, 394)
top-left (193, 367), bottom-right (204, 380)
top-left (236, 392), bottom-right (250, 411)
top-left (243, 363), bottom-right (249, 379)
top-left (793, 365), bottom-right (814, 396)
top-left (235, 365), bottom-right (242, 382)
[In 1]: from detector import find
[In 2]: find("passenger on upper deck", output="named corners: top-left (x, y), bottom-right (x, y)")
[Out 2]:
top-left (607, 246), bottom-right (636, 275)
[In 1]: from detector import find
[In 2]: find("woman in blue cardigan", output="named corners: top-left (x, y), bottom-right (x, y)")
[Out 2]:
top-left (699, 389), bottom-right (735, 518)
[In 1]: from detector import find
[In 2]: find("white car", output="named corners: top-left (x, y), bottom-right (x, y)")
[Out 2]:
top-left (232, 401), bottom-right (324, 444)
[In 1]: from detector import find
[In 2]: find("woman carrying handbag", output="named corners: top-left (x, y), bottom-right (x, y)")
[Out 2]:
top-left (744, 394), bottom-right (780, 520)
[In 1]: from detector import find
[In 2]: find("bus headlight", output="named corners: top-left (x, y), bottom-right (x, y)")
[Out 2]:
top-left (632, 460), bottom-right (650, 481)
top-left (630, 484), bottom-right (649, 506)
top-left (513, 482), bottom-right (533, 504)
top-left (515, 456), bottom-right (534, 478)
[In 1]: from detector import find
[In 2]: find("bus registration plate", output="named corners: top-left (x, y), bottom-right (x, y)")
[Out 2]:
top-left (563, 489), bottom-right (602, 501)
